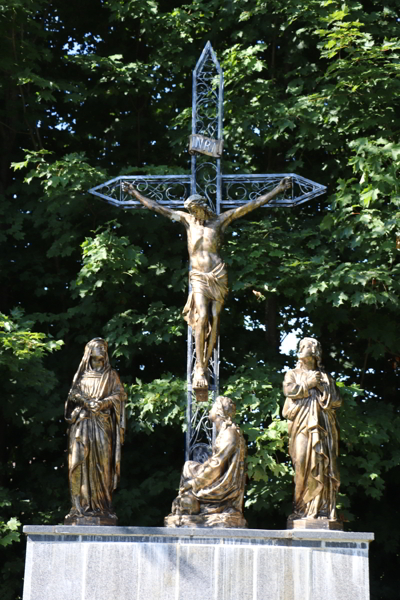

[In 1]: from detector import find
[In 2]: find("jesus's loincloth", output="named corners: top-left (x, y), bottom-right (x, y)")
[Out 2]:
top-left (182, 262), bottom-right (229, 330)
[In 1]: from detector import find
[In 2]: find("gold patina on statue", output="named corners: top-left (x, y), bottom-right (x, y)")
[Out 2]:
top-left (283, 337), bottom-right (343, 530)
top-left (123, 178), bottom-right (291, 397)
top-left (164, 396), bottom-right (248, 528)
top-left (64, 338), bottom-right (127, 526)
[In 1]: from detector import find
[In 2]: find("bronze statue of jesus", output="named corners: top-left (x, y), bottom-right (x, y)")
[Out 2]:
top-left (123, 177), bottom-right (291, 389)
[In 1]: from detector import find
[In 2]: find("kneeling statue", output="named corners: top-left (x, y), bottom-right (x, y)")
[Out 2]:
top-left (165, 396), bottom-right (248, 528)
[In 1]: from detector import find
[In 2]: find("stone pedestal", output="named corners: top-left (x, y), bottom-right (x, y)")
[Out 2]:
top-left (22, 525), bottom-right (374, 600)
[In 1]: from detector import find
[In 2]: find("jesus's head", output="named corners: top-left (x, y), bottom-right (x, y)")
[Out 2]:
top-left (184, 194), bottom-right (216, 220)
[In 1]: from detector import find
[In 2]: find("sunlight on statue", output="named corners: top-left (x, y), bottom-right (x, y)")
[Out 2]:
top-left (123, 178), bottom-right (291, 391)
top-left (164, 396), bottom-right (248, 528)
top-left (64, 338), bottom-right (126, 525)
top-left (283, 337), bottom-right (343, 530)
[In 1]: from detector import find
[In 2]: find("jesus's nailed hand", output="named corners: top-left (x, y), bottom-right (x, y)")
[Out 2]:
top-left (122, 182), bottom-right (136, 194)
top-left (279, 177), bottom-right (292, 191)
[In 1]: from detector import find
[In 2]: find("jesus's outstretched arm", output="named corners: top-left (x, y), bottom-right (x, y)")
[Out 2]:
top-left (122, 183), bottom-right (188, 224)
top-left (218, 177), bottom-right (292, 230)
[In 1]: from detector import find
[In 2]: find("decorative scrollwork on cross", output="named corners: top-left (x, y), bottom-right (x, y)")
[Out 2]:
top-left (89, 175), bottom-right (191, 209)
top-left (192, 161), bottom-right (218, 213)
top-left (189, 399), bottom-right (214, 463)
top-left (193, 47), bottom-right (221, 141)
top-left (221, 174), bottom-right (326, 208)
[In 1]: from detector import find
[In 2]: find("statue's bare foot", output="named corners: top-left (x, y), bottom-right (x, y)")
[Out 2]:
top-left (192, 366), bottom-right (208, 389)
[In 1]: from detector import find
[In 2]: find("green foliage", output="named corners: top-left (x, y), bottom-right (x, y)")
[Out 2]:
top-left (1, 0), bottom-right (399, 598)
top-left (126, 375), bottom-right (187, 434)
top-left (0, 309), bottom-right (63, 369)
top-left (223, 360), bottom-right (293, 514)
top-left (0, 310), bottom-right (64, 599)
top-left (0, 309), bottom-right (63, 415)
top-left (0, 487), bottom-right (21, 548)
top-left (73, 223), bottom-right (147, 297)
top-left (0, 518), bottom-right (21, 549)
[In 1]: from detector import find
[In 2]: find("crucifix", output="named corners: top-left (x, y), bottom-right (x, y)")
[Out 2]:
top-left (89, 42), bottom-right (326, 462)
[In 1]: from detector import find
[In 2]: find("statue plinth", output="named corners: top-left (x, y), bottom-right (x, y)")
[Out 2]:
top-left (64, 514), bottom-right (117, 526)
top-left (164, 513), bottom-right (248, 528)
top-left (288, 518), bottom-right (343, 531)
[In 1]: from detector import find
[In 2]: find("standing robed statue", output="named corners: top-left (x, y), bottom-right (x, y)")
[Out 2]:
top-left (64, 338), bottom-right (127, 525)
top-left (283, 337), bottom-right (343, 530)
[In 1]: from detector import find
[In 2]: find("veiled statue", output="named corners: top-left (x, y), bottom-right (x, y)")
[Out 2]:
top-left (124, 178), bottom-right (291, 394)
top-left (283, 337), bottom-right (343, 530)
top-left (64, 338), bottom-right (127, 525)
top-left (165, 396), bottom-right (248, 528)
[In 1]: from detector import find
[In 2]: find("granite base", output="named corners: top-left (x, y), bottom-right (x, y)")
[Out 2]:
top-left (22, 525), bottom-right (374, 600)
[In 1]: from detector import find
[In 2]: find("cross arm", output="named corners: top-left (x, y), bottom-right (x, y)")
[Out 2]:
top-left (123, 183), bottom-right (188, 224)
top-left (218, 177), bottom-right (292, 229)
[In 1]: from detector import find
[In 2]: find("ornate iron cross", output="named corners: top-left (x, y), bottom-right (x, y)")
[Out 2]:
top-left (89, 42), bottom-right (326, 462)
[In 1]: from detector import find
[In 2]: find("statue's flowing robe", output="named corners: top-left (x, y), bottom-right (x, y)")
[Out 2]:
top-left (283, 368), bottom-right (342, 519)
top-left (182, 262), bottom-right (228, 330)
top-left (179, 422), bottom-right (246, 515)
top-left (65, 367), bottom-right (126, 517)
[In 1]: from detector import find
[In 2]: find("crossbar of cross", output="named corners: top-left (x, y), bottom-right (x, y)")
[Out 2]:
top-left (89, 172), bottom-right (326, 210)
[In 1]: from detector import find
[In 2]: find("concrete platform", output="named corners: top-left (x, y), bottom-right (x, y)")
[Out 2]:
top-left (22, 525), bottom-right (374, 600)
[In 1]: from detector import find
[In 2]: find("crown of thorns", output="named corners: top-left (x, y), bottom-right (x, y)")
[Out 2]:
top-left (184, 194), bottom-right (215, 218)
